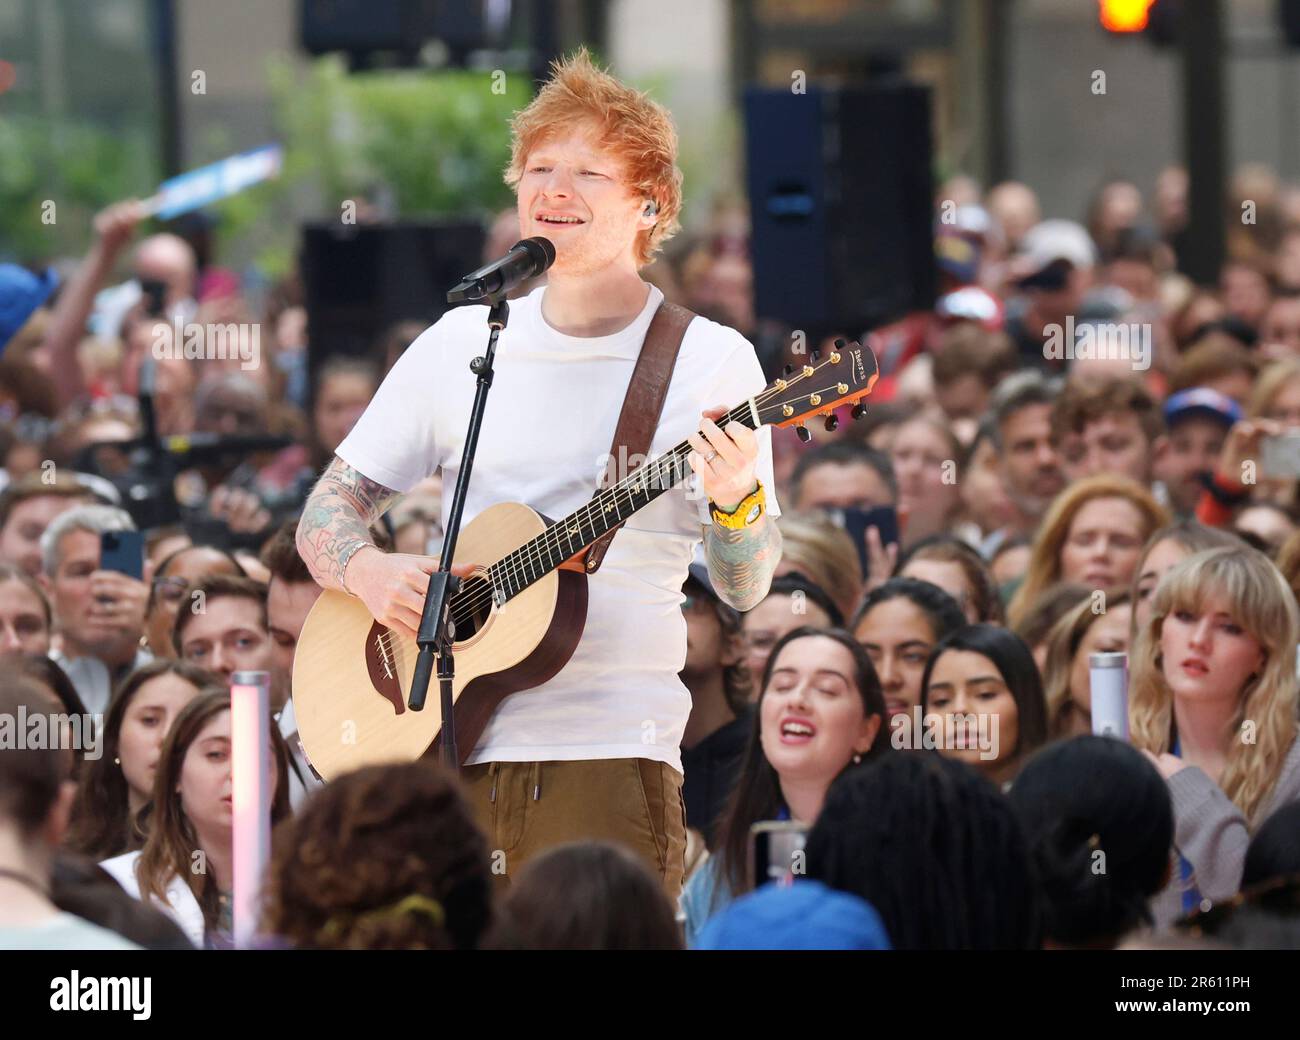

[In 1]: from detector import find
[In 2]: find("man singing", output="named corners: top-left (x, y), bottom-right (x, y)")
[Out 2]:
top-left (296, 49), bottom-right (782, 900)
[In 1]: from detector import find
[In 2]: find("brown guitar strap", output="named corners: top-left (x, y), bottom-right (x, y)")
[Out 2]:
top-left (583, 300), bottom-right (696, 574)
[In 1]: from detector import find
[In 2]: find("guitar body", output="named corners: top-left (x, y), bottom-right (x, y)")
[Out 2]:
top-left (293, 502), bottom-right (589, 780)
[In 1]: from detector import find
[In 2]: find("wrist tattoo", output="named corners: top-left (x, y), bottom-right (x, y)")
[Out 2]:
top-left (297, 458), bottom-right (399, 591)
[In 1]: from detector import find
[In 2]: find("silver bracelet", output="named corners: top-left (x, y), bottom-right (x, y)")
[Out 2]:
top-left (338, 539), bottom-right (373, 597)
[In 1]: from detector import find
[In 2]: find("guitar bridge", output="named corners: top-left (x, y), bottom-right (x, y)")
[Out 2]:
top-left (364, 622), bottom-right (406, 716)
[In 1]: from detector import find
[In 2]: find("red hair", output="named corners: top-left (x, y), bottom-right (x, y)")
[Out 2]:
top-left (504, 48), bottom-right (682, 267)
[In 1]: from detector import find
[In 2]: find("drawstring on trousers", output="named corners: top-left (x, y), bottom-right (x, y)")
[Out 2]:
top-left (487, 761), bottom-right (542, 802)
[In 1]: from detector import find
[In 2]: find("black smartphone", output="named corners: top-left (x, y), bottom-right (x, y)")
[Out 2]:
top-left (140, 278), bottom-right (167, 318)
top-left (749, 820), bottom-right (808, 889)
top-left (99, 530), bottom-right (144, 581)
top-left (825, 505), bottom-right (899, 579)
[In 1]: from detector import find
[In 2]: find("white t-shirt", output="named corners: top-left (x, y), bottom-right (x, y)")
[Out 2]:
top-left (336, 283), bottom-right (781, 773)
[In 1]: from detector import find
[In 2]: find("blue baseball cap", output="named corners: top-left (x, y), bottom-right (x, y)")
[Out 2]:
top-left (694, 879), bottom-right (892, 950)
top-left (0, 264), bottom-right (58, 355)
top-left (1163, 387), bottom-right (1241, 430)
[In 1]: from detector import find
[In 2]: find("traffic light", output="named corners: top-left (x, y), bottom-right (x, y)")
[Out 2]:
top-left (1098, 0), bottom-right (1156, 32)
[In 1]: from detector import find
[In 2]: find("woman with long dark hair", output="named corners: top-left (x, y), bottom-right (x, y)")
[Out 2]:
top-left (100, 691), bottom-right (292, 946)
top-left (66, 660), bottom-right (214, 861)
top-left (678, 625), bottom-right (888, 946)
top-left (920, 623), bottom-right (1049, 787)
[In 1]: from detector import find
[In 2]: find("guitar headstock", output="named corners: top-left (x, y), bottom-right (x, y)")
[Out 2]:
top-left (753, 339), bottom-right (880, 432)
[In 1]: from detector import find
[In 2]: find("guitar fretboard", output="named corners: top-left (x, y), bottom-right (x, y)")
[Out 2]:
top-left (469, 398), bottom-right (757, 608)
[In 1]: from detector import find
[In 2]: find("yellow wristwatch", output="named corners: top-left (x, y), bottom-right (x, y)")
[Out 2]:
top-left (710, 481), bottom-right (766, 530)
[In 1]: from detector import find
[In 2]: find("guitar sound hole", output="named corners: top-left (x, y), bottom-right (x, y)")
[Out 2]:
top-left (449, 575), bottom-right (494, 642)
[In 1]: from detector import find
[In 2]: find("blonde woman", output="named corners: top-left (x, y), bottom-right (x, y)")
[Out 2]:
top-left (1246, 357), bottom-right (1300, 426)
top-left (1129, 546), bottom-right (1300, 926)
top-left (1007, 476), bottom-right (1168, 629)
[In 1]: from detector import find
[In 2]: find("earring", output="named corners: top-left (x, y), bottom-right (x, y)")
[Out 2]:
top-left (852, 752), bottom-right (862, 765)
top-left (643, 200), bottom-right (658, 218)
top-left (113, 757), bottom-right (120, 765)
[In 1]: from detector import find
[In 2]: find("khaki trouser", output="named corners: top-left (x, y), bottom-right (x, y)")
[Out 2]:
top-left (460, 757), bottom-right (688, 904)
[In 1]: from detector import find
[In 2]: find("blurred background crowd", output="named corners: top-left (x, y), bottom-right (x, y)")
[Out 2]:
top-left (2, 0), bottom-right (1300, 952)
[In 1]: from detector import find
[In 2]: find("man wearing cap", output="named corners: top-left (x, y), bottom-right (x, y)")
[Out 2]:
top-left (1155, 388), bottom-right (1240, 517)
top-left (1154, 387), bottom-right (1242, 525)
top-left (0, 264), bottom-right (59, 362)
top-left (1004, 219), bottom-right (1099, 370)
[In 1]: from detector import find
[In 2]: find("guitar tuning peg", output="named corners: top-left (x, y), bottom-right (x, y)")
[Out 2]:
top-left (783, 363), bottom-right (793, 376)
top-left (795, 424), bottom-right (812, 443)
top-left (823, 413), bottom-right (839, 432)
top-left (851, 401), bottom-right (867, 421)
top-left (810, 349), bottom-right (821, 362)
top-left (834, 337), bottom-right (846, 349)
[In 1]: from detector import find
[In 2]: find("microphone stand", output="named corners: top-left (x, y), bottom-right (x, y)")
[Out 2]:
top-left (406, 291), bottom-right (509, 772)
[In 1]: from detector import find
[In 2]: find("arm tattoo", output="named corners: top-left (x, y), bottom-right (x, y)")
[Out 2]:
top-left (296, 457), bottom-right (401, 590)
top-left (703, 513), bottom-right (783, 612)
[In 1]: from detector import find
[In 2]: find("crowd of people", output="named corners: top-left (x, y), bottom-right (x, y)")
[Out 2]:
top-left (3, 145), bottom-right (1300, 950)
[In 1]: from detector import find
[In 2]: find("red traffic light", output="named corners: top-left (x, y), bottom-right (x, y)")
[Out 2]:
top-left (1099, 0), bottom-right (1156, 32)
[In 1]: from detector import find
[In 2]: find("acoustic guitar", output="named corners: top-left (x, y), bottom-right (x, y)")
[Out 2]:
top-left (293, 341), bottom-right (880, 780)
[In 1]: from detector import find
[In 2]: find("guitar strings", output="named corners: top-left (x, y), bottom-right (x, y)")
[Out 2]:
top-left (448, 408), bottom-right (744, 623)
top-left (446, 366), bottom-right (839, 623)
top-left (444, 364), bottom-right (843, 623)
top-left (446, 399), bottom-right (748, 621)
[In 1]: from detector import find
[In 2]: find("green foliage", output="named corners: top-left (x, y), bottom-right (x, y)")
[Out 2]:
top-left (0, 116), bottom-right (157, 263)
top-left (210, 57), bottom-right (529, 276)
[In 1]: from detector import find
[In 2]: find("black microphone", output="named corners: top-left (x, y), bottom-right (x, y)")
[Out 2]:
top-left (447, 237), bottom-right (555, 304)
top-left (160, 432), bottom-right (293, 461)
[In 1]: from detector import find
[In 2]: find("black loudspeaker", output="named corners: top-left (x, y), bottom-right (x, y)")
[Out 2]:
top-left (299, 1), bottom-right (497, 56)
top-left (744, 83), bottom-right (935, 334)
top-left (300, 0), bottom-right (438, 54)
top-left (1282, 0), bottom-right (1300, 48)
top-left (301, 220), bottom-right (486, 377)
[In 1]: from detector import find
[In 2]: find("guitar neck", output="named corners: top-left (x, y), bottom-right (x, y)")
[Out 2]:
top-left (485, 398), bottom-right (759, 602)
